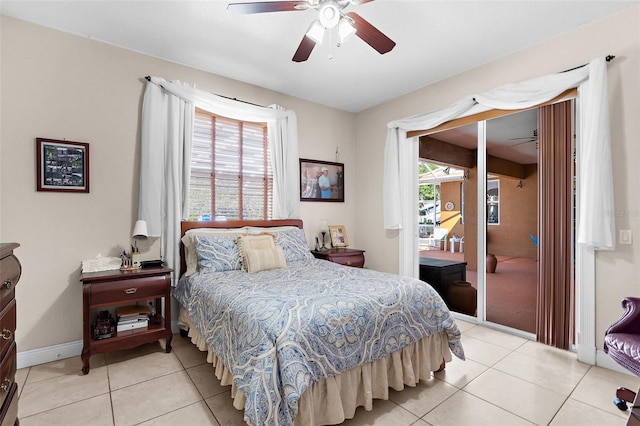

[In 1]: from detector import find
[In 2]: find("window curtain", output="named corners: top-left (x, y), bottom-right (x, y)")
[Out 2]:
top-left (140, 76), bottom-right (300, 282)
top-left (383, 57), bottom-right (615, 251)
top-left (537, 102), bottom-right (574, 349)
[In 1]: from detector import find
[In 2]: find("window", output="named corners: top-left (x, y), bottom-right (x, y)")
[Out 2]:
top-left (188, 108), bottom-right (272, 221)
top-left (487, 179), bottom-right (499, 225)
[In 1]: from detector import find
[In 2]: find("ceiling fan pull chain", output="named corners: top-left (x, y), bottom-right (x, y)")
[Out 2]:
top-left (328, 28), bottom-right (334, 59)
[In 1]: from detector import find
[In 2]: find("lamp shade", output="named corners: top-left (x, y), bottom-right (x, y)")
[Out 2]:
top-left (132, 220), bottom-right (148, 239)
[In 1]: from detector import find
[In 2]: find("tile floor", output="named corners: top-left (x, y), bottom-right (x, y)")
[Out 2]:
top-left (16, 320), bottom-right (640, 426)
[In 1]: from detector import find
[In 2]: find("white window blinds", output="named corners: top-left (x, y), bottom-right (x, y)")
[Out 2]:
top-left (189, 109), bottom-right (272, 221)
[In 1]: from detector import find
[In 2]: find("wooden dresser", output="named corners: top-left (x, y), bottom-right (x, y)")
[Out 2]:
top-left (311, 248), bottom-right (365, 268)
top-left (0, 243), bottom-right (20, 426)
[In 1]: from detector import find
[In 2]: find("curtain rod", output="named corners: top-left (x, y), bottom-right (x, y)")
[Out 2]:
top-left (561, 54), bottom-right (615, 73)
top-left (144, 76), bottom-right (269, 108)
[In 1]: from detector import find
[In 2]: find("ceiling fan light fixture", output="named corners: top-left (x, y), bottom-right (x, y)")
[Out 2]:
top-left (318, 1), bottom-right (340, 28)
top-left (306, 20), bottom-right (326, 44)
top-left (338, 18), bottom-right (356, 43)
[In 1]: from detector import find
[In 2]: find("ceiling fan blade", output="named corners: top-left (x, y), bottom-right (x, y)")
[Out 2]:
top-left (227, 1), bottom-right (309, 14)
top-left (292, 35), bottom-right (316, 62)
top-left (345, 12), bottom-right (395, 55)
top-left (350, 0), bottom-right (376, 4)
top-left (509, 136), bottom-right (538, 141)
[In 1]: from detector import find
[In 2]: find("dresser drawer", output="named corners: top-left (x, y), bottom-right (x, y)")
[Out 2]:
top-left (0, 256), bottom-right (20, 313)
top-left (0, 382), bottom-right (17, 426)
top-left (90, 274), bottom-right (170, 305)
top-left (0, 343), bottom-right (16, 413)
top-left (0, 301), bottom-right (15, 363)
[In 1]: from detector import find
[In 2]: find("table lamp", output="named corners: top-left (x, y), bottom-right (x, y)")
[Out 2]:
top-left (131, 220), bottom-right (148, 268)
top-left (319, 219), bottom-right (328, 250)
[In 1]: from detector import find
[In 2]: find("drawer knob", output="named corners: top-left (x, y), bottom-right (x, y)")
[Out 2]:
top-left (346, 261), bottom-right (352, 266)
top-left (2, 280), bottom-right (12, 290)
top-left (0, 329), bottom-right (12, 340)
top-left (124, 288), bottom-right (137, 295)
top-left (0, 377), bottom-right (11, 392)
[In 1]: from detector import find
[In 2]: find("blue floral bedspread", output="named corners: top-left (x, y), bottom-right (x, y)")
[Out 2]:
top-left (174, 259), bottom-right (464, 426)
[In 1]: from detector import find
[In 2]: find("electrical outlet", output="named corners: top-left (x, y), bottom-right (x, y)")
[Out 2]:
top-left (619, 229), bottom-right (632, 245)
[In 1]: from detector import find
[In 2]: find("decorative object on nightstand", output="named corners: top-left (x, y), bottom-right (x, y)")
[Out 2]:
top-left (312, 248), bottom-right (365, 268)
top-left (0, 243), bottom-right (20, 426)
top-left (328, 225), bottom-right (348, 248)
top-left (80, 266), bottom-right (173, 374)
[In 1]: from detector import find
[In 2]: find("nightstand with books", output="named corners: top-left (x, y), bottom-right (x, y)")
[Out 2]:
top-left (79, 266), bottom-right (172, 374)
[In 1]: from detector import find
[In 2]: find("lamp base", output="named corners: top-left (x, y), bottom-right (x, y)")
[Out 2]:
top-left (320, 231), bottom-right (328, 250)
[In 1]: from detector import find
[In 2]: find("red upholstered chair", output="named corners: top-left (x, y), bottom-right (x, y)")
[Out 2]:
top-left (604, 297), bottom-right (640, 411)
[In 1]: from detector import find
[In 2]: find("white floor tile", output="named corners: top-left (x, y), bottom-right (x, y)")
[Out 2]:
top-left (19, 393), bottom-right (113, 426)
top-left (422, 390), bottom-right (535, 426)
top-left (492, 350), bottom-right (590, 396)
top-left (550, 398), bottom-right (628, 426)
top-left (463, 325), bottom-right (528, 350)
top-left (463, 368), bottom-right (566, 425)
top-left (460, 334), bottom-right (512, 366)
top-left (111, 370), bottom-right (202, 426)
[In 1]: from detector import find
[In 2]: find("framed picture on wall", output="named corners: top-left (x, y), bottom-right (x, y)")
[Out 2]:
top-left (36, 138), bottom-right (90, 193)
top-left (300, 158), bottom-right (344, 202)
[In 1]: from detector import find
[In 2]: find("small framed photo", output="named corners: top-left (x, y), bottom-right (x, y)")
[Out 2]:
top-left (329, 225), bottom-right (349, 248)
top-left (300, 158), bottom-right (344, 202)
top-left (36, 138), bottom-right (90, 193)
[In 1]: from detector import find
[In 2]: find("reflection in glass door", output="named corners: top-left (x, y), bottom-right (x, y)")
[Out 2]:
top-left (417, 125), bottom-right (478, 319)
top-left (484, 110), bottom-right (539, 334)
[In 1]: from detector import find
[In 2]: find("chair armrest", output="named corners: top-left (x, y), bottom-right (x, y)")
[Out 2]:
top-left (606, 297), bottom-right (640, 335)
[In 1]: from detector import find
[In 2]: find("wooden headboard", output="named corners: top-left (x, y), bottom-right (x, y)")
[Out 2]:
top-left (179, 219), bottom-right (304, 275)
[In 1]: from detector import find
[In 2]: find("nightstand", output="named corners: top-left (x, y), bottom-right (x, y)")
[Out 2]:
top-left (80, 266), bottom-right (173, 374)
top-left (311, 248), bottom-right (365, 268)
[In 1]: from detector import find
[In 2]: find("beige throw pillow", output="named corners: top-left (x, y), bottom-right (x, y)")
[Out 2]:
top-left (236, 233), bottom-right (277, 271)
top-left (243, 246), bottom-right (287, 273)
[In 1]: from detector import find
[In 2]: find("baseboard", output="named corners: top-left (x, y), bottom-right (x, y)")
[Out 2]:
top-left (596, 349), bottom-right (637, 376)
top-left (17, 321), bottom-right (183, 369)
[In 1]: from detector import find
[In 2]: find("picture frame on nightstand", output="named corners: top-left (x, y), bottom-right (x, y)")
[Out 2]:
top-left (329, 225), bottom-right (349, 247)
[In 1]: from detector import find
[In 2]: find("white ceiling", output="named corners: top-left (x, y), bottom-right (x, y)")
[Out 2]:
top-left (1, 0), bottom-right (637, 113)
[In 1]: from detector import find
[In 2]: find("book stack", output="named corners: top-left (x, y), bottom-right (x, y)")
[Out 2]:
top-left (116, 304), bottom-right (151, 333)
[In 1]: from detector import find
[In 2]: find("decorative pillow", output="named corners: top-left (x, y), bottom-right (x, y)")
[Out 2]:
top-left (271, 228), bottom-right (314, 262)
top-left (243, 246), bottom-right (287, 273)
top-left (182, 228), bottom-right (247, 276)
top-left (236, 234), bottom-right (276, 271)
top-left (193, 234), bottom-right (243, 274)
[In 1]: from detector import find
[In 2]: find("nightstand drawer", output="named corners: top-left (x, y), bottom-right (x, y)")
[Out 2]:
top-left (329, 253), bottom-right (364, 268)
top-left (312, 248), bottom-right (365, 268)
top-left (90, 275), bottom-right (169, 305)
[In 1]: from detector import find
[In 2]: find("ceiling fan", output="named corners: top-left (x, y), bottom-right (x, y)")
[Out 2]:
top-left (509, 129), bottom-right (538, 154)
top-left (227, 0), bottom-right (396, 62)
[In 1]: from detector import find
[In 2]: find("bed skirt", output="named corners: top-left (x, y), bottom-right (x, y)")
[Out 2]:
top-left (178, 308), bottom-right (452, 426)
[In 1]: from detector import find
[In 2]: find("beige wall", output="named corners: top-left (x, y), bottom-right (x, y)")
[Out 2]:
top-left (354, 6), bottom-right (640, 349)
top-left (0, 16), bottom-right (356, 352)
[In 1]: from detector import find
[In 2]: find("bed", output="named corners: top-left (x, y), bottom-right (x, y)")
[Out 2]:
top-left (174, 219), bottom-right (464, 426)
